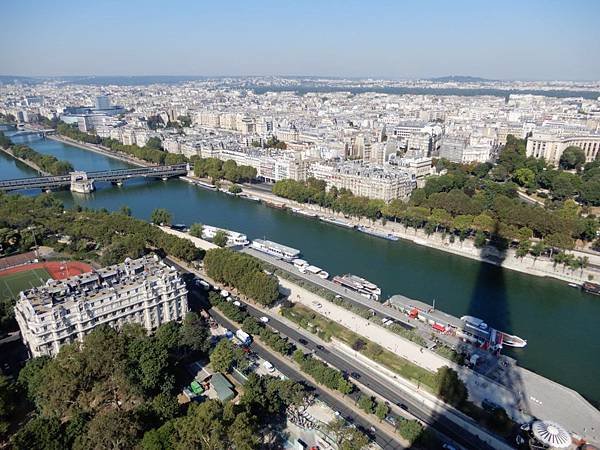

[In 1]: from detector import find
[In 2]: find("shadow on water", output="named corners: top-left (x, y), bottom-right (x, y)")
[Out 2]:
top-left (415, 223), bottom-right (530, 449)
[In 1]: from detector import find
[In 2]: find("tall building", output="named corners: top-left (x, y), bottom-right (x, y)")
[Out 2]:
top-left (95, 95), bottom-right (111, 110)
top-left (15, 255), bottom-right (188, 357)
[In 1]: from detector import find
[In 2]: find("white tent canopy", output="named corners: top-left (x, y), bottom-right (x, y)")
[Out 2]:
top-left (532, 420), bottom-right (571, 449)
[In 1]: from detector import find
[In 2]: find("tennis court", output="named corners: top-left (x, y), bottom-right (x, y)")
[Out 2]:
top-left (0, 267), bottom-right (51, 302)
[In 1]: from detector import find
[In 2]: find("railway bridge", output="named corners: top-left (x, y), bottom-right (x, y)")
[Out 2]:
top-left (0, 163), bottom-right (189, 193)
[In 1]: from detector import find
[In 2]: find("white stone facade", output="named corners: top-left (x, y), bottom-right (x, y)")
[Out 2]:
top-left (15, 255), bottom-right (188, 357)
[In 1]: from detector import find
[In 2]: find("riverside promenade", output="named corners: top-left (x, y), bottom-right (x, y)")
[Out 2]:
top-left (161, 225), bottom-right (600, 444)
top-left (244, 247), bottom-right (600, 445)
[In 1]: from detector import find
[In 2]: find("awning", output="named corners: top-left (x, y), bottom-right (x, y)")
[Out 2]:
top-left (532, 420), bottom-right (571, 448)
top-left (432, 323), bottom-right (446, 332)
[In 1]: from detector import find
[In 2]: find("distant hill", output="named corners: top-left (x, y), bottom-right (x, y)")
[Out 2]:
top-left (0, 75), bottom-right (43, 85)
top-left (427, 75), bottom-right (495, 83)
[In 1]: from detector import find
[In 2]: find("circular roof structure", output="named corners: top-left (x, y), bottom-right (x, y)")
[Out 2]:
top-left (532, 420), bottom-right (571, 448)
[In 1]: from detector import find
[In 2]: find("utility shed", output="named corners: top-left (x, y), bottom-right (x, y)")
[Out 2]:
top-left (211, 373), bottom-right (235, 402)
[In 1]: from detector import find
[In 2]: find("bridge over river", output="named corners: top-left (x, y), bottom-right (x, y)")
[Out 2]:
top-left (0, 163), bottom-right (189, 193)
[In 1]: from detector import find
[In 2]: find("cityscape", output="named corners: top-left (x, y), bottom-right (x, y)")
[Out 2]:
top-left (1, 1), bottom-right (600, 450)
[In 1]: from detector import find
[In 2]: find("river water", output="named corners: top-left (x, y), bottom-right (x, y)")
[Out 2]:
top-left (2, 133), bottom-right (600, 406)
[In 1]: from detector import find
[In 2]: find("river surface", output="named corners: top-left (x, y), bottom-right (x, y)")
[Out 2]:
top-left (2, 134), bottom-right (600, 406)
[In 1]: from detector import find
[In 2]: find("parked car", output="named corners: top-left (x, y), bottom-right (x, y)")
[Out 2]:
top-left (259, 316), bottom-right (269, 323)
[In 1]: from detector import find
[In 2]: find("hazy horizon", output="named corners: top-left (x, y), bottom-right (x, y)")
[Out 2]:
top-left (1, 0), bottom-right (599, 81)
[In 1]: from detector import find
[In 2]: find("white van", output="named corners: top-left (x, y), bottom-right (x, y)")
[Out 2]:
top-left (263, 361), bottom-right (275, 373)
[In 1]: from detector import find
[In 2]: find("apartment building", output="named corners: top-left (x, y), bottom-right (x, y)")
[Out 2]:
top-left (15, 255), bottom-right (188, 357)
top-left (309, 161), bottom-right (415, 201)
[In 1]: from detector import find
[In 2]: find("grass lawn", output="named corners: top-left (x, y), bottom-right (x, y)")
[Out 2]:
top-left (0, 268), bottom-right (51, 302)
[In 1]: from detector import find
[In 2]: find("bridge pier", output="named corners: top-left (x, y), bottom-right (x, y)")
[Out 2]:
top-left (70, 171), bottom-right (95, 194)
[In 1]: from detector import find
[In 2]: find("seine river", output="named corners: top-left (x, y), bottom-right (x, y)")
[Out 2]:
top-left (1, 133), bottom-right (600, 406)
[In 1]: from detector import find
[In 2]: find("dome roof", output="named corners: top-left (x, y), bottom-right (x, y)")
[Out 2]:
top-left (532, 420), bottom-right (571, 448)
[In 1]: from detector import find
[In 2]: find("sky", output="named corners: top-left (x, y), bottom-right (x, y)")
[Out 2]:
top-left (1, 0), bottom-right (599, 80)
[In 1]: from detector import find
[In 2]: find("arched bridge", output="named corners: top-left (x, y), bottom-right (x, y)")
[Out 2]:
top-left (0, 163), bottom-right (189, 193)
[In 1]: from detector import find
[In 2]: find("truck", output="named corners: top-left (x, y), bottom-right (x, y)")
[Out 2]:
top-left (235, 329), bottom-right (252, 346)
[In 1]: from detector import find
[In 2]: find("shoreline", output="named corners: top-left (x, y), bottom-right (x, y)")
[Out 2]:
top-left (47, 135), bottom-right (600, 286)
top-left (163, 228), bottom-right (600, 444)
top-left (0, 146), bottom-right (50, 176)
top-left (48, 135), bottom-right (147, 167)
top-left (235, 184), bottom-right (600, 286)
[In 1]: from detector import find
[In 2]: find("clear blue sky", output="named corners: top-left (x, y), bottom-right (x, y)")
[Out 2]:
top-left (2, 0), bottom-right (599, 80)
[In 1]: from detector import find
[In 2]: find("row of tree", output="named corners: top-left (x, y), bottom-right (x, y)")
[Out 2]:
top-left (273, 173), bottom-right (598, 254)
top-left (56, 122), bottom-right (187, 166)
top-left (273, 178), bottom-right (385, 220)
top-left (209, 292), bottom-right (295, 358)
top-left (0, 132), bottom-right (73, 175)
top-left (203, 248), bottom-right (280, 306)
top-left (205, 295), bottom-right (372, 449)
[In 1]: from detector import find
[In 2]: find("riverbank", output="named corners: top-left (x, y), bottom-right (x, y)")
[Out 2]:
top-left (235, 184), bottom-right (600, 286)
top-left (47, 135), bottom-right (600, 286)
top-left (48, 135), bottom-right (147, 167)
top-left (161, 227), bottom-right (600, 445)
top-left (0, 146), bottom-right (50, 176)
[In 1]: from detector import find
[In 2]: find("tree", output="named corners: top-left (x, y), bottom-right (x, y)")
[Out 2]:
top-left (141, 421), bottom-right (176, 450)
top-left (357, 394), bottom-right (375, 414)
top-left (152, 392), bottom-right (180, 421)
top-left (213, 230), bottom-right (229, 247)
top-left (375, 401), bottom-right (389, 421)
top-left (530, 241), bottom-right (546, 258)
top-left (210, 339), bottom-right (237, 373)
top-left (559, 146), bottom-right (586, 169)
top-left (397, 419), bottom-right (424, 444)
top-left (474, 231), bottom-right (487, 248)
top-left (0, 374), bottom-right (15, 437)
top-left (229, 184), bottom-right (242, 194)
top-left (490, 165), bottom-right (509, 181)
top-left (551, 172), bottom-right (581, 199)
top-left (151, 208), bottom-right (172, 225)
top-left (179, 312), bottom-right (210, 355)
top-left (327, 419), bottom-right (369, 450)
top-left (513, 168), bottom-right (536, 187)
top-left (434, 366), bottom-right (468, 407)
top-left (228, 411), bottom-right (261, 449)
top-left (18, 355), bottom-right (50, 402)
top-left (11, 416), bottom-right (64, 450)
top-left (189, 223), bottom-right (204, 238)
top-left (76, 410), bottom-right (141, 450)
top-left (146, 137), bottom-right (163, 150)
